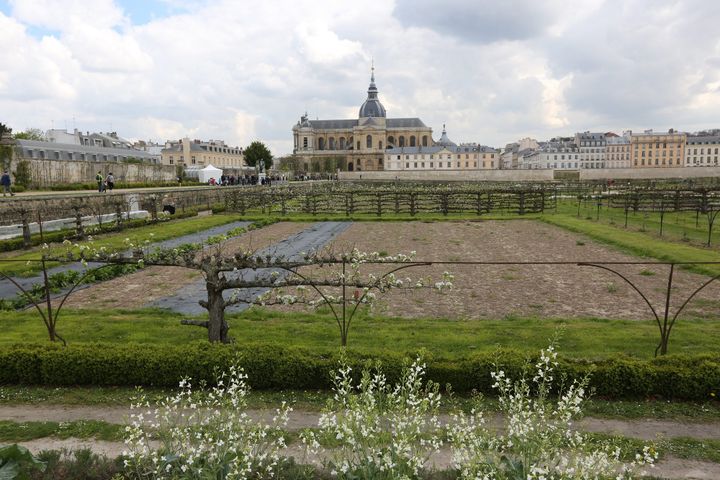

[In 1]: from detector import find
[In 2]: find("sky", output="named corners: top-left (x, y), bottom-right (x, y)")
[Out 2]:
top-left (1, 0), bottom-right (720, 155)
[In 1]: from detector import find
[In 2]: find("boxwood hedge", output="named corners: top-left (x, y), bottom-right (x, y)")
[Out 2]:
top-left (0, 343), bottom-right (717, 400)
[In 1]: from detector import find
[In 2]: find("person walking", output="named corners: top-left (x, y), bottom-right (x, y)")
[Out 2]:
top-left (95, 171), bottom-right (104, 192)
top-left (105, 172), bottom-right (115, 191)
top-left (1, 170), bottom-right (14, 197)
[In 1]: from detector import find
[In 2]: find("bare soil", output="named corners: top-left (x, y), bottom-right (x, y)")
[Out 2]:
top-left (61, 222), bottom-right (310, 309)
top-left (289, 220), bottom-right (720, 321)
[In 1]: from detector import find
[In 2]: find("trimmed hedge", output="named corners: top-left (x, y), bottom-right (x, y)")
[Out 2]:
top-left (0, 343), bottom-right (717, 400)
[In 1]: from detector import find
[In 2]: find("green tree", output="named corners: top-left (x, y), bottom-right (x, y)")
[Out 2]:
top-left (0, 123), bottom-right (13, 170)
top-left (243, 141), bottom-right (273, 172)
top-left (13, 128), bottom-right (45, 140)
top-left (14, 160), bottom-right (32, 187)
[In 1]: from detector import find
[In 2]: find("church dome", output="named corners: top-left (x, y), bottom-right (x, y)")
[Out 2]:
top-left (436, 124), bottom-right (457, 147)
top-left (359, 68), bottom-right (386, 118)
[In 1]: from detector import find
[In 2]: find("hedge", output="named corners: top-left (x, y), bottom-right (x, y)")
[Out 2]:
top-left (0, 343), bottom-right (717, 400)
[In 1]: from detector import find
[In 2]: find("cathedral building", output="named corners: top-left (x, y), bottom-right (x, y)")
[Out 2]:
top-left (292, 68), bottom-right (433, 172)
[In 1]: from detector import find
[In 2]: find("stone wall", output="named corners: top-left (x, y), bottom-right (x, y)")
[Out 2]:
top-left (579, 166), bottom-right (720, 181)
top-left (13, 158), bottom-right (177, 187)
top-left (339, 167), bottom-right (720, 182)
top-left (338, 169), bottom-right (555, 182)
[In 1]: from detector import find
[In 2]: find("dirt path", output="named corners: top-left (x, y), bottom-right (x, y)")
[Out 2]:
top-left (2, 404), bottom-right (719, 440)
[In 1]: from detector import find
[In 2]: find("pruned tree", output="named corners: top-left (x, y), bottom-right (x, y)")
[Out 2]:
top-left (76, 241), bottom-right (451, 345)
top-left (0, 123), bottom-right (13, 171)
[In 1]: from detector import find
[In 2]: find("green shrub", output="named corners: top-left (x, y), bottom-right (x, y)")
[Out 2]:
top-left (0, 343), bottom-right (716, 400)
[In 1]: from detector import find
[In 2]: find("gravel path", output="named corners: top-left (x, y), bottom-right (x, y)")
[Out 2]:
top-left (146, 221), bottom-right (350, 314)
top-left (0, 220), bottom-right (250, 300)
top-left (2, 404), bottom-right (718, 440)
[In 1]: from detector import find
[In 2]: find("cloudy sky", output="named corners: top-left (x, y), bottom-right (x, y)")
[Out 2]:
top-left (1, 0), bottom-right (719, 155)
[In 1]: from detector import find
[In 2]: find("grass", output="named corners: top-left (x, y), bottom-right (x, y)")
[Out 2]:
top-left (541, 211), bottom-right (720, 277)
top-left (556, 198), bottom-right (720, 250)
top-left (2, 307), bottom-right (720, 359)
top-left (0, 419), bottom-right (123, 442)
top-left (0, 213), bottom-right (242, 277)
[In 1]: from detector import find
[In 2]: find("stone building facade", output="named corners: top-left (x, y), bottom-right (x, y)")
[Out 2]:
top-left (631, 129), bottom-right (686, 168)
top-left (292, 69), bottom-right (433, 172)
top-left (384, 126), bottom-right (498, 171)
top-left (685, 133), bottom-right (720, 167)
top-left (161, 138), bottom-right (245, 169)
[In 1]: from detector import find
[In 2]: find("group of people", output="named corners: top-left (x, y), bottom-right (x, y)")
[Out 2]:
top-left (208, 174), bottom-right (286, 186)
top-left (95, 171), bottom-right (115, 192)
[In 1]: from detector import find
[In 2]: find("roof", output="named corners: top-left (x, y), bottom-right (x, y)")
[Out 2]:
top-left (687, 135), bottom-right (720, 144)
top-left (387, 118), bottom-right (427, 128)
top-left (15, 139), bottom-right (159, 159)
top-left (307, 119), bottom-right (359, 129)
top-left (436, 125), bottom-right (457, 147)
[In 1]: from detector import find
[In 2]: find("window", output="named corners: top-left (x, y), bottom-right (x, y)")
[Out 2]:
top-left (410, 136), bottom-right (416, 147)
top-left (414, 162), bottom-right (417, 168)
top-left (430, 162), bottom-right (433, 168)
top-left (357, 141), bottom-right (361, 150)
top-left (303, 137), bottom-right (308, 148)
top-left (405, 162), bottom-right (409, 168)
top-left (191, 156), bottom-right (196, 165)
top-left (366, 135), bottom-right (372, 149)
top-left (169, 157), bottom-right (174, 165)
top-left (421, 162), bottom-right (425, 168)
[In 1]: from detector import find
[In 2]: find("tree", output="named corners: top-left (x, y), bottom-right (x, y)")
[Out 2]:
top-left (13, 128), bottom-right (45, 141)
top-left (243, 141), bottom-right (273, 172)
top-left (0, 123), bottom-right (13, 171)
top-left (275, 155), bottom-right (300, 172)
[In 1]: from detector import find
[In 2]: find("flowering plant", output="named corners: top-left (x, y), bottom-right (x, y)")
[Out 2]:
top-left (124, 363), bottom-right (290, 479)
top-left (447, 343), bottom-right (658, 479)
top-left (301, 356), bottom-right (443, 479)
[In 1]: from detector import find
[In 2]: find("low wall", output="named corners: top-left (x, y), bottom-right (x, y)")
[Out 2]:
top-left (339, 167), bottom-right (720, 182)
top-left (14, 158), bottom-right (177, 187)
top-left (338, 169), bottom-right (555, 182)
top-left (579, 166), bottom-right (720, 181)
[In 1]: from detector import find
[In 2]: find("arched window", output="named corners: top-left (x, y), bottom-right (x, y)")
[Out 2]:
top-left (410, 136), bottom-right (416, 147)
top-left (339, 137), bottom-right (345, 149)
top-left (318, 138), bottom-right (325, 150)
top-left (399, 136), bottom-right (405, 147)
top-left (366, 135), bottom-right (372, 149)
top-left (379, 140), bottom-right (383, 150)
top-left (388, 136), bottom-right (395, 147)
top-left (357, 141), bottom-right (360, 150)
top-left (329, 137), bottom-right (335, 150)
top-left (422, 135), bottom-right (428, 147)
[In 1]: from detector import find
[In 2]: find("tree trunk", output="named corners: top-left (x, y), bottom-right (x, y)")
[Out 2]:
top-left (205, 284), bottom-right (230, 343)
top-left (206, 283), bottom-right (230, 343)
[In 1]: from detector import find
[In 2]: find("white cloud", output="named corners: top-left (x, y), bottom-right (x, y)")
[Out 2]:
top-left (2, 0), bottom-right (720, 154)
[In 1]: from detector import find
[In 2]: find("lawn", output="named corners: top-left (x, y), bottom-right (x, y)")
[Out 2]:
top-left (2, 307), bottom-right (719, 359)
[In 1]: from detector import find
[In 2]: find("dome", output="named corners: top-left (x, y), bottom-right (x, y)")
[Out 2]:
top-left (436, 124), bottom-right (457, 147)
top-left (358, 68), bottom-right (386, 118)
